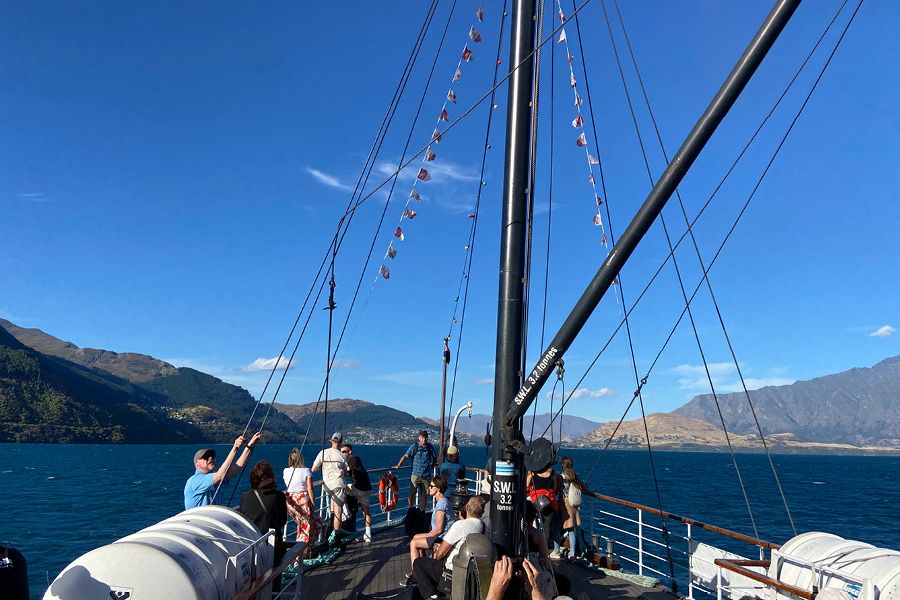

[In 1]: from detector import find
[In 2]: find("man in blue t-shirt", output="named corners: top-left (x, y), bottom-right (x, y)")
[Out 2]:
top-left (394, 430), bottom-right (437, 510)
top-left (183, 432), bottom-right (262, 510)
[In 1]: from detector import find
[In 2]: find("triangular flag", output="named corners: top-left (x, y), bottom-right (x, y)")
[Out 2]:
top-left (596, 196), bottom-right (604, 206)
top-left (394, 226), bottom-right (405, 241)
top-left (410, 189), bottom-right (421, 201)
top-left (425, 148), bottom-right (436, 161)
top-left (588, 154), bottom-right (599, 165)
top-left (387, 245), bottom-right (397, 259)
top-left (379, 264), bottom-right (391, 279)
top-left (476, 5), bottom-right (484, 21)
top-left (469, 26), bottom-right (482, 43)
top-left (558, 29), bottom-right (567, 43)
top-left (576, 133), bottom-right (587, 147)
top-left (467, 213), bottom-right (475, 219)
top-left (403, 207), bottom-right (418, 219)
top-left (439, 108), bottom-right (450, 121)
top-left (432, 128), bottom-right (442, 143)
top-left (462, 46), bottom-right (473, 62)
top-left (568, 53), bottom-right (575, 64)
top-left (558, 9), bottom-right (566, 23)
top-left (572, 114), bottom-right (583, 128)
top-left (447, 89), bottom-right (457, 104)
top-left (593, 214), bottom-right (601, 226)
top-left (417, 168), bottom-right (431, 182)
top-left (570, 72), bottom-right (577, 87)
top-left (574, 92), bottom-right (582, 106)
top-left (453, 68), bottom-right (462, 82)
top-left (601, 234), bottom-right (607, 245)
top-left (588, 173), bottom-right (594, 184)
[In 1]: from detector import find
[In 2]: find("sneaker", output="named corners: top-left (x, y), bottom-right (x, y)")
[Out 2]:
top-left (400, 573), bottom-right (416, 587)
top-left (549, 549), bottom-right (562, 559)
top-left (363, 533), bottom-right (372, 543)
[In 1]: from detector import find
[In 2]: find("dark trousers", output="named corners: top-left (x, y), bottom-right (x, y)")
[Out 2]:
top-left (413, 555), bottom-right (445, 598)
top-left (409, 475), bottom-right (428, 511)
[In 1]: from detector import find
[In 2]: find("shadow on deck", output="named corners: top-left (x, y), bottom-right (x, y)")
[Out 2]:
top-left (300, 524), bottom-right (676, 600)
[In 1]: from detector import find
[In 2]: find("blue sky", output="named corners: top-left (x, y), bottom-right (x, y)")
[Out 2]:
top-left (1, 1), bottom-right (897, 427)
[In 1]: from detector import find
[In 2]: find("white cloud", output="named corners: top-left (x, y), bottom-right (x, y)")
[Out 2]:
top-left (869, 325), bottom-right (895, 338)
top-left (305, 167), bottom-right (352, 191)
top-left (333, 358), bottom-right (361, 370)
top-left (245, 356), bottom-right (295, 372)
top-left (472, 377), bottom-right (494, 385)
top-left (548, 387), bottom-right (615, 400)
top-left (671, 362), bottom-right (735, 390)
top-left (17, 192), bottom-right (51, 203)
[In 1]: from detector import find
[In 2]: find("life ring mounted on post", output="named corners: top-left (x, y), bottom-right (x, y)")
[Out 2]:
top-left (378, 472), bottom-right (399, 512)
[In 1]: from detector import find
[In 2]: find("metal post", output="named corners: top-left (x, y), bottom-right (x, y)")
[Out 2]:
top-left (490, 0), bottom-right (537, 556)
top-left (505, 0), bottom-right (803, 422)
top-left (638, 509), bottom-right (644, 576)
top-left (687, 523), bottom-right (695, 600)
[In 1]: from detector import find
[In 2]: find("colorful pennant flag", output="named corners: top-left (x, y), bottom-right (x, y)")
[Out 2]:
top-left (558, 9), bottom-right (566, 22)
top-left (410, 189), bottom-right (421, 201)
top-left (558, 29), bottom-right (567, 44)
top-left (572, 114), bottom-right (583, 128)
top-left (570, 72), bottom-right (577, 88)
top-left (588, 154), bottom-right (599, 165)
top-left (568, 53), bottom-right (575, 64)
top-left (387, 245), bottom-right (397, 259)
top-left (432, 128), bottom-right (442, 143)
top-left (576, 133), bottom-right (587, 147)
top-left (467, 213), bottom-right (475, 218)
top-left (425, 148), bottom-right (436, 161)
top-left (403, 208), bottom-right (418, 219)
top-left (469, 26), bottom-right (482, 43)
top-left (417, 168), bottom-right (431, 182)
top-left (447, 90), bottom-right (457, 104)
top-left (593, 215), bottom-right (601, 226)
top-left (601, 234), bottom-right (607, 245)
top-left (379, 265), bottom-right (391, 279)
top-left (596, 196), bottom-right (604, 206)
top-left (462, 46), bottom-right (473, 62)
top-left (453, 68), bottom-right (462, 82)
top-left (476, 5), bottom-right (484, 21)
top-left (588, 173), bottom-right (594, 184)
top-left (439, 108), bottom-right (450, 121)
top-left (394, 227), bottom-right (405, 241)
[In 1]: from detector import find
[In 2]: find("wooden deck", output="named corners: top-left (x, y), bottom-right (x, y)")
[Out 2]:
top-left (298, 522), bottom-right (676, 600)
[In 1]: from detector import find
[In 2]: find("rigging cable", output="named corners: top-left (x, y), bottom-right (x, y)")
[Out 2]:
top-left (297, 0), bottom-right (460, 450)
top-left (216, 0), bottom-right (441, 505)
top-left (611, 0), bottom-right (858, 538)
top-left (547, 0), bottom-right (866, 500)
top-left (445, 0), bottom-right (511, 418)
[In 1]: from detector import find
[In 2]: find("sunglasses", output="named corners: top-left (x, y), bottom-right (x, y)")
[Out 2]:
top-left (428, 484), bottom-right (437, 489)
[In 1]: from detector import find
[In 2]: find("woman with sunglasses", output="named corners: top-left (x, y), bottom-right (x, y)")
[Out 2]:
top-left (406, 475), bottom-right (454, 573)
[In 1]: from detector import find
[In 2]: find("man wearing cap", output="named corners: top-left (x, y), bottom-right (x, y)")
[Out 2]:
top-left (184, 432), bottom-right (262, 510)
top-left (311, 432), bottom-right (350, 535)
top-left (394, 430), bottom-right (437, 511)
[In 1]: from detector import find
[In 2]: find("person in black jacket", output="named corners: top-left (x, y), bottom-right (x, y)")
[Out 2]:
top-left (239, 461), bottom-right (288, 591)
top-left (341, 443), bottom-right (373, 542)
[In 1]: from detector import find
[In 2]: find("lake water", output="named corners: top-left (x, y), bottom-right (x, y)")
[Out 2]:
top-left (2, 443), bottom-right (899, 598)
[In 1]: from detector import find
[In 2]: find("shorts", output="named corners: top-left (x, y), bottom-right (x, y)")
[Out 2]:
top-left (323, 479), bottom-right (347, 506)
top-left (348, 484), bottom-right (372, 504)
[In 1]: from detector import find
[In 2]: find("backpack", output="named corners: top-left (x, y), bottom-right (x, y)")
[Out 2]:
top-left (564, 476), bottom-right (582, 508)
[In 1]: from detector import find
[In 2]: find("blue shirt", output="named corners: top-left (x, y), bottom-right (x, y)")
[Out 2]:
top-left (184, 470), bottom-right (220, 510)
top-left (432, 496), bottom-right (454, 535)
top-left (438, 459), bottom-right (467, 485)
top-left (406, 442), bottom-right (437, 477)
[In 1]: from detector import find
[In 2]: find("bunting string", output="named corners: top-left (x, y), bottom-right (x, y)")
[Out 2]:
top-left (378, 4), bottom-right (488, 281)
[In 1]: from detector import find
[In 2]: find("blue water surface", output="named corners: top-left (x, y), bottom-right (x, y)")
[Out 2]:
top-left (1, 443), bottom-right (898, 598)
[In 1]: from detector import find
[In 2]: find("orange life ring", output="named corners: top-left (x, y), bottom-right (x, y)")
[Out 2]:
top-left (378, 472), bottom-right (399, 512)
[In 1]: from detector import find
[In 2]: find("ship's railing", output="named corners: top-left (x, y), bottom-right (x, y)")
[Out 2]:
top-left (580, 491), bottom-right (781, 600)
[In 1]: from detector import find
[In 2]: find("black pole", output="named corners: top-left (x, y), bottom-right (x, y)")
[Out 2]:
top-left (506, 0), bottom-right (802, 424)
top-left (491, 0), bottom-right (536, 556)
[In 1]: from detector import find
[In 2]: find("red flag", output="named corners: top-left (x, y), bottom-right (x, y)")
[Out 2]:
top-left (379, 264), bottom-right (391, 279)
top-left (572, 114), bottom-right (583, 128)
top-left (467, 213), bottom-right (475, 218)
top-left (425, 148), bottom-right (436, 161)
top-left (447, 89), bottom-right (457, 104)
top-left (410, 189), bottom-right (422, 201)
top-left (403, 207), bottom-right (418, 219)
top-left (394, 227), bottom-right (405, 241)
top-left (417, 168), bottom-right (431, 182)
top-left (432, 128), bottom-right (442, 143)
top-left (462, 46), bottom-right (473, 62)
top-left (476, 5), bottom-right (484, 21)
top-left (387, 245), bottom-right (397, 259)
top-left (453, 68), bottom-right (462, 82)
top-left (469, 26), bottom-right (482, 43)
top-left (576, 133), bottom-right (587, 147)
top-left (439, 108), bottom-right (450, 121)
top-left (558, 9), bottom-right (566, 23)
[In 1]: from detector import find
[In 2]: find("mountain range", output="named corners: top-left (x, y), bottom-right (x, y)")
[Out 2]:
top-left (1, 318), bottom-right (898, 452)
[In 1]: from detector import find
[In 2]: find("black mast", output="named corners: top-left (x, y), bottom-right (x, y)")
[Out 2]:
top-left (490, 0), bottom-right (537, 555)
top-left (505, 0), bottom-right (802, 426)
